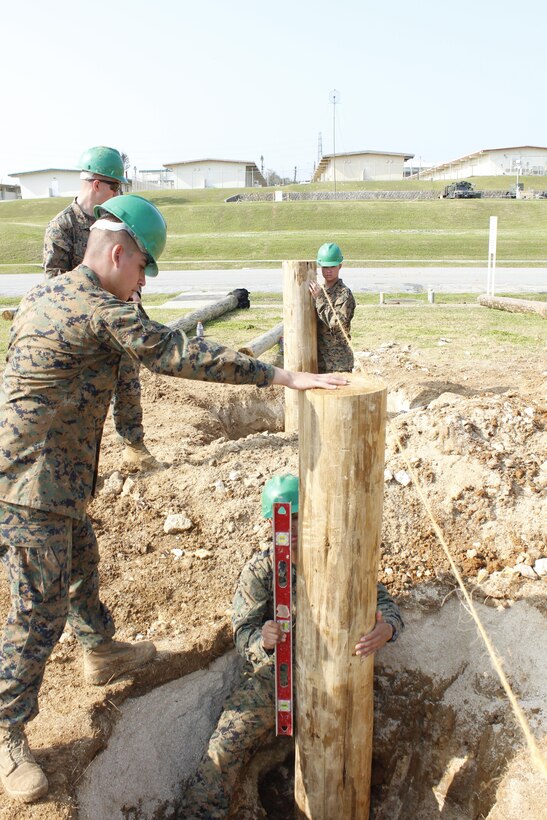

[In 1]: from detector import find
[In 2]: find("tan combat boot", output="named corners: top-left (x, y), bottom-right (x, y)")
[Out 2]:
top-left (0, 726), bottom-right (48, 803)
top-left (83, 639), bottom-right (157, 686)
top-left (122, 442), bottom-right (165, 472)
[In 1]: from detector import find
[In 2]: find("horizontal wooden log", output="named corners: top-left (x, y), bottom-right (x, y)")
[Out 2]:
top-left (237, 322), bottom-right (283, 357)
top-left (168, 289), bottom-right (250, 334)
top-left (477, 295), bottom-right (547, 318)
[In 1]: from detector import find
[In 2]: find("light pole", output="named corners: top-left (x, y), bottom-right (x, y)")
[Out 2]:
top-left (329, 89), bottom-right (340, 199)
top-left (515, 159), bottom-right (522, 199)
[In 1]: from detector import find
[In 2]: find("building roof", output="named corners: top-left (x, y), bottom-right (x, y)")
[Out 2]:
top-left (8, 168), bottom-right (79, 178)
top-left (412, 146), bottom-right (547, 179)
top-left (163, 158), bottom-right (259, 167)
top-left (313, 150), bottom-right (414, 181)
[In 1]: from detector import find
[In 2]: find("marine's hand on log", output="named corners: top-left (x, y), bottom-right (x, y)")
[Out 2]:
top-left (308, 281), bottom-right (321, 300)
top-left (354, 611), bottom-right (394, 658)
top-left (261, 619), bottom-right (284, 650)
top-left (272, 367), bottom-right (348, 390)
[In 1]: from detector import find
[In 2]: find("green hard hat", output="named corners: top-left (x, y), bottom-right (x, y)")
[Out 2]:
top-left (317, 242), bottom-right (343, 267)
top-left (261, 474), bottom-right (299, 519)
top-left (94, 194), bottom-right (167, 278)
top-left (78, 145), bottom-right (128, 184)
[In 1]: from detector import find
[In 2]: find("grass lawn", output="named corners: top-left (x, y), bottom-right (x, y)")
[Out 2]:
top-left (1, 292), bottom-right (544, 366)
top-left (1, 180), bottom-right (546, 269)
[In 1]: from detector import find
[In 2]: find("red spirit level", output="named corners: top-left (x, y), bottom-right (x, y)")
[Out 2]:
top-left (273, 500), bottom-right (293, 736)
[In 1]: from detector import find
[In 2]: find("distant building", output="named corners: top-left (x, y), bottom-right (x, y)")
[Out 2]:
top-left (138, 169), bottom-right (174, 187)
top-left (8, 168), bottom-right (80, 199)
top-left (163, 158), bottom-right (266, 189)
top-left (0, 183), bottom-right (21, 201)
top-left (414, 146), bottom-right (547, 181)
top-left (312, 150), bottom-right (414, 183)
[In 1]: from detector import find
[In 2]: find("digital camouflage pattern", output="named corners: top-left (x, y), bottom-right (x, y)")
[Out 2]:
top-left (43, 199), bottom-right (94, 279)
top-left (43, 201), bottom-right (145, 445)
top-left (0, 502), bottom-right (114, 727)
top-left (314, 278), bottom-right (356, 373)
top-left (182, 549), bottom-right (403, 818)
top-left (0, 265), bottom-right (274, 521)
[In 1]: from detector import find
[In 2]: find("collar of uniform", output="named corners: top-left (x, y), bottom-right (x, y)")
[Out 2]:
top-left (71, 198), bottom-right (95, 226)
top-left (74, 264), bottom-right (103, 288)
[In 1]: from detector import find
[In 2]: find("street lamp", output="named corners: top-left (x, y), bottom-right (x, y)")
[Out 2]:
top-left (329, 89), bottom-right (340, 199)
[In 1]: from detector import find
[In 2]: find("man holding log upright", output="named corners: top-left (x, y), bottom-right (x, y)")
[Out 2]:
top-left (309, 242), bottom-right (356, 373)
top-left (181, 474), bottom-right (403, 819)
top-left (0, 196), bottom-right (345, 804)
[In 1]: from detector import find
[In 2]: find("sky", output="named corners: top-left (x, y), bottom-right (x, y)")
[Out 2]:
top-left (1, 0), bottom-right (545, 183)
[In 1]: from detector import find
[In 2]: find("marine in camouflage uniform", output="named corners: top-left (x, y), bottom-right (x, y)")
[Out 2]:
top-left (182, 549), bottom-right (403, 819)
top-left (314, 277), bottom-right (356, 374)
top-left (43, 200), bottom-right (145, 448)
top-left (0, 264), bottom-right (275, 730)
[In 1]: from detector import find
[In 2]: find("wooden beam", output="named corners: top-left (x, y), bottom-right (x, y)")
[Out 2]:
top-left (282, 261), bottom-right (317, 432)
top-left (295, 374), bottom-right (387, 819)
top-left (167, 289), bottom-right (250, 334)
top-left (477, 294), bottom-right (547, 318)
top-left (238, 322), bottom-right (283, 357)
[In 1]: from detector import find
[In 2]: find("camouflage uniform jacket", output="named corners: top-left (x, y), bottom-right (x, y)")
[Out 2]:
top-left (43, 199), bottom-right (95, 278)
top-left (0, 265), bottom-right (274, 520)
top-left (315, 278), bottom-right (356, 373)
top-left (232, 549), bottom-right (403, 676)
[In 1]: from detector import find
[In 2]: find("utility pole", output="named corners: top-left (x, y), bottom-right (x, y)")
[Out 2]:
top-left (329, 89), bottom-right (340, 199)
top-left (294, 166), bottom-right (297, 183)
top-left (318, 131), bottom-right (323, 163)
top-left (260, 154), bottom-right (264, 174)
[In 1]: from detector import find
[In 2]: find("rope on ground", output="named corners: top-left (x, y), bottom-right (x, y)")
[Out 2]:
top-left (317, 282), bottom-right (547, 778)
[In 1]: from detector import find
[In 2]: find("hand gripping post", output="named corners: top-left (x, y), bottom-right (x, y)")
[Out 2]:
top-left (273, 501), bottom-right (293, 736)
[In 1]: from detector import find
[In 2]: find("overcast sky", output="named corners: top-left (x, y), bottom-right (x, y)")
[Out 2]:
top-left (1, 0), bottom-right (545, 183)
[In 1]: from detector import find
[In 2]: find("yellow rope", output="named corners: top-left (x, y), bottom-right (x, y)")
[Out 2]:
top-left (316, 281), bottom-right (547, 778)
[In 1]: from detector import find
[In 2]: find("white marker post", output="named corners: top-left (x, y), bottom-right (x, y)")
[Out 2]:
top-left (487, 216), bottom-right (498, 296)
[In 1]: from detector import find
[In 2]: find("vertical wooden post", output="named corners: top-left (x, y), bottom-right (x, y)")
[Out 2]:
top-left (282, 260), bottom-right (317, 433)
top-left (295, 375), bottom-right (387, 820)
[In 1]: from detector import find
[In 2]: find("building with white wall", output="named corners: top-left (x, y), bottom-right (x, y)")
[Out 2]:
top-left (164, 159), bottom-right (266, 189)
top-left (312, 150), bottom-right (414, 183)
top-left (0, 183), bottom-right (20, 200)
top-left (414, 146), bottom-right (547, 180)
top-left (8, 168), bottom-right (81, 199)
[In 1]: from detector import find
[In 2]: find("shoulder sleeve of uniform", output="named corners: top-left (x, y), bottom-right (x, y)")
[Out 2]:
top-left (43, 212), bottom-right (73, 278)
top-left (232, 551), bottom-right (273, 670)
top-left (376, 582), bottom-right (404, 642)
top-left (89, 300), bottom-right (275, 387)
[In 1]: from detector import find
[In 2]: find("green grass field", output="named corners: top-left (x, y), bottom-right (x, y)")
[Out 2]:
top-left (1, 178), bottom-right (546, 269)
top-left (2, 292), bottom-right (544, 366)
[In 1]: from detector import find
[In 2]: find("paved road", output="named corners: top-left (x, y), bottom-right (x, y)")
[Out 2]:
top-left (0, 267), bottom-right (545, 297)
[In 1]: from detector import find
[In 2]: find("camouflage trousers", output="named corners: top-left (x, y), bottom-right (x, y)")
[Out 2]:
top-left (182, 666), bottom-right (276, 819)
top-left (112, 355), bottom-right (145, 446)
top-left (0, 503), bottom-right (115, 728)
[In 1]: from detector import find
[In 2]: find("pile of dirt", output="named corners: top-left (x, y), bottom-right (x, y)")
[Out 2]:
top-left (0, 346), bottom-right (544, 819)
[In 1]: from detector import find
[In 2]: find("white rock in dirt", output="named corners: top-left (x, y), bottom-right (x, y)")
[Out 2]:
top-left (476, 568), bottom-right (489, 584)
top-left (194, 549), bottom-right (213, 559)
top-left (466, 548), bottom-right (478, 559)
top-left (122, 477), bottom-right (137, 497)
top-left (514, 563), bottom-right (538, 580)
top-left (213, 480), bottom-right (226, 492)
top-left (384, 468), bottom-right (394, 481)
top-left (228, 470), bottom-right (241, 481)
top-left (226, 521), bottom-right (235, 533)
top-left (101, 471), bottom-right (125, 496)
top-left (533, 558), bottom-right (547, 577)
top-left (394, 470), bottom-right (411, 486)
top-left (164, 514), bottom-right (193, 534)
top-left (170, 548), bottom-right (184, 559)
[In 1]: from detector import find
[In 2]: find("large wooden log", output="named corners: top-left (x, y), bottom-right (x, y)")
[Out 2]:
top-left (167, 289), bottom-right (250, 334)
top-left (477, 294), bottom-right (547, 318)
top-left (237, 322), bottom-right (283, 357)
top-left (282, 261), bottom-right (317, 432)
top-left (295, 374), bottom-right (387, 820)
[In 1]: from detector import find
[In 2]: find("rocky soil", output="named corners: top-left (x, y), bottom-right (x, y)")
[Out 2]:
top-left (0, 340), bottom-right (545, 819)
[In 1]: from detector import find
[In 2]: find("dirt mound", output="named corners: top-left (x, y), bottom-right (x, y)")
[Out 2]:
top-left (0, 358), bottom-right (544, 819)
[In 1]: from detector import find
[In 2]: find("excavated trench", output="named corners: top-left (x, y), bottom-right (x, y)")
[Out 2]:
top-left (76, 387), bottom-right (546, 819)
top-left (76, 598), bottom-right (546, 820)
